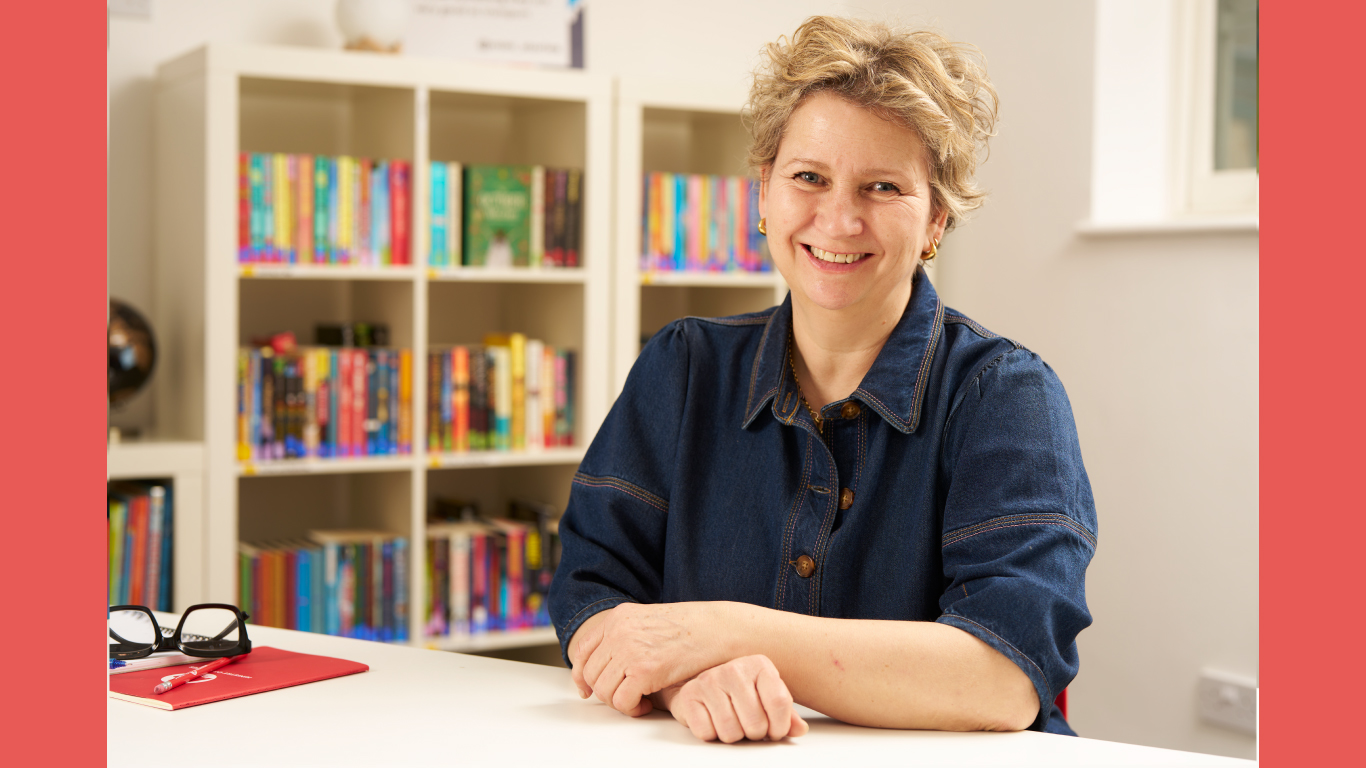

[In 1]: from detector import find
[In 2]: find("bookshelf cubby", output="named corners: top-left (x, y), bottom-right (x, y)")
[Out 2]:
top-left (154, 44), bottom-right (610, 650)
top-left (612, 79), bottom-right (788, 394)
top-left (107, 441), bottom-right (206, 612)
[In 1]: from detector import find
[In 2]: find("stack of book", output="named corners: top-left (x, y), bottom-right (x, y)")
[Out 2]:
top-left (238, 152), bottom-right (413, 266)
top-left (427, 334), bottom-right (575, 453)
top-left (237, 345), bottom-right (414, 462)
top-left (428, 163), bottom-right (583, 269)
top-left (640, 172), bottom-right (771, 273)
top-left (424, 501), bottom-right (560, 637)
top-left (238, 530), bottom-right (409, 643)
top-left (108, 482), bottom-right (173, 611)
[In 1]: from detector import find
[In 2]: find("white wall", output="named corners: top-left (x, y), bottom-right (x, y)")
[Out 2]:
top-left (107, 1), bottom-right (1257, 759)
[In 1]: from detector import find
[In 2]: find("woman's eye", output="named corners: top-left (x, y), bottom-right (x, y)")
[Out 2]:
top-left (872, 182), bottom-right (901, 194)
top-left (796, 171), bottom-right (821, 184)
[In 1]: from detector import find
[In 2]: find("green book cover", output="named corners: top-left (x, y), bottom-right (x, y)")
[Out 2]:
top-left (464, 165), bottom-right (533, 267)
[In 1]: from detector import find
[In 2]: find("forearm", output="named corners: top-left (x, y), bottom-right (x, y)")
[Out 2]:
top-left (714, 602), bottom-right (1038, 731)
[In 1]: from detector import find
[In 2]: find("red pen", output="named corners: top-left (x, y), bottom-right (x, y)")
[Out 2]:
top-left (152, 655), bottom-right (239, 695)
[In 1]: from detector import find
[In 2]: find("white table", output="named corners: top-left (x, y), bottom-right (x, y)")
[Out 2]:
top-left (108, 620), bottom-right (1253, 766)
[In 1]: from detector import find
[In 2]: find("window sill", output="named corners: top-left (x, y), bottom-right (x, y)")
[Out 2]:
top-left (1075, 216), bottom-right (1258, 237)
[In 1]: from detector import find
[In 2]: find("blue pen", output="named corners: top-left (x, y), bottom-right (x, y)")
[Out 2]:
top-left (109, 659), bottom-right (126, 670)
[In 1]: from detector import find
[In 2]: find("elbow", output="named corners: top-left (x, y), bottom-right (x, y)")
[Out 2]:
top-left (975, 676), bottom-right (1040, 732)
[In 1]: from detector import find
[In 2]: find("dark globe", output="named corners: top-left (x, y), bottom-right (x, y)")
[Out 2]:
top-left (108, 299), bottom-right (157, 407)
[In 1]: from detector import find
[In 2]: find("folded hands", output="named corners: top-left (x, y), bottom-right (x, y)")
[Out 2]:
top-left (567, 602), bottom-right (808, 742)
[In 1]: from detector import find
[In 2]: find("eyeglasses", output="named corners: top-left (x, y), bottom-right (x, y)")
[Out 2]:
top-left (108, 603), bottom-right (253, 660)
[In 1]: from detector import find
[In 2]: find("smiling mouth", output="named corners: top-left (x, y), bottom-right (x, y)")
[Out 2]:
top-left (804, 244), bottom-right (871, 264)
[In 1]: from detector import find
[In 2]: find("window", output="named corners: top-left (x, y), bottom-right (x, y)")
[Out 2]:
top-left (1175, 0), bottom-right (1259, 216)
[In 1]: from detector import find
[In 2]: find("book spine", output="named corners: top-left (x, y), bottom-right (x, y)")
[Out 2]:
top-left (431, 160), bottom-right (446, 267)
top-left (440, 349), bottom-right (453, 452)
top-left (284, 548), bottom-right (297, 630)
top-left (469, 348), bottom-right (487, 451)
top-left (262, 154), bottom-right (276, 261)
top-left (395, 537), bottom-right (408, 642)
top-left (508, 527), bottom-right (524, 629)
top-left (448, 162), bottom-right (462, 266)
top-left (453, 346), bottom-right (470, 453)
top-left (357, 349), bottom-right (371, 456)
top-left (238, 153), bottom-right (251, 262)
top-left (427, 352), bottom-right (440, 453)
top-left (566, 168), bottom-right (582, 268)
top-left (398, 349), bottom-right (412, 454)
top-left (276, 154), bottom-right (291, 263)
top-left (314, 157), bottom-right (329, 263)
top-left (530, 165), bottom-right (545, 267)
top-left (472, 532), bottom-right (488, 634)
top-left (297, 547), bottom-right (311, 632)
top-left (238, 548), bottom-right (252, 622)
top-left (297, 155), bottom-right (313, 264)
top-left (525, 339), bottom-right (543, 451)
top-left (451, 533), bottom-right (470, 634)
top-left (382, 539), bottom-right (394, 642)
top-left (359, 159), bottom-right (372, 265)
top-left (108, 499), bottom-right (125, 604)
top-left (392, 161), bottom-right (410, 266)
top-left (510, 334), bottom-right (526, 451)
top-left (147, 486), bottom-right (165, 611)
top-left (128, 494), bottom-right (147, 605)
top-left (158, 487), bottom-right (173, 611)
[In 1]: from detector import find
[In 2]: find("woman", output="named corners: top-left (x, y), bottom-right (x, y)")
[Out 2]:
top-left (548, 16), bottom-right (1096, 742)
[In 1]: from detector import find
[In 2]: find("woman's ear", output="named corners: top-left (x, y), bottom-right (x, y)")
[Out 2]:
top-left (929, 205), bottom-right (949, 244)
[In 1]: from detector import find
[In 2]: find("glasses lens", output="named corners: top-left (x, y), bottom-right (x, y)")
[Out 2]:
top-left (109, 609), bottom-right (157, 656)
top-left (179, 607), bottom-right (242, 654)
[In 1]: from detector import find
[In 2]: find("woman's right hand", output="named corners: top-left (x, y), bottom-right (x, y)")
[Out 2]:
top-left (661, 655), bottom-right (809, 743)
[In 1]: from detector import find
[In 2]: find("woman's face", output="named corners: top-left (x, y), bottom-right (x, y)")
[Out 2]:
top-left (760, 91), bottom-right (946, 316)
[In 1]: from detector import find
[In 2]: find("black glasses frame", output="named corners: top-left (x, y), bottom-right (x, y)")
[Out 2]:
top-left (108, 603), bottom-right (253, 660)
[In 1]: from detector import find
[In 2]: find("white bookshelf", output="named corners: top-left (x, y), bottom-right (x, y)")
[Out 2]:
top-left (106, 440), bottom-right (206, 612)
top-left (153, 44), bottom-right (612, 650)
top-left (612, 78), bottom-right (788, 395)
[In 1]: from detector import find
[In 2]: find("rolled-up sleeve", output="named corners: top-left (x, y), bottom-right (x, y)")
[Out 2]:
top-left (548, 323), bottom-right (690, 665)
top-left (934, 349), bottom-right (1098, 732)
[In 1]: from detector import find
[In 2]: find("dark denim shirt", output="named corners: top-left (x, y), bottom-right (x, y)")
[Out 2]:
top-left (549, 267), bottom-right (1097, 735)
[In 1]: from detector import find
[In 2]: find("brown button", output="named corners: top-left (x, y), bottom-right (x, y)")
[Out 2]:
top-left (839, 488), bottom-right (855, 509)
top-left (792, 555), bottom-right (816, 578)
top-left (840, 402), bottom-right (861, 419)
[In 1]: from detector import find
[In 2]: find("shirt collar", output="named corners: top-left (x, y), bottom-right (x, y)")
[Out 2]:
top-left (742, 265), bottom-right (945, 435)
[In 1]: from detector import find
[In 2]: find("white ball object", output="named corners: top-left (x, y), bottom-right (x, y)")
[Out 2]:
top-left (336, 0), bottom-right (410, 50)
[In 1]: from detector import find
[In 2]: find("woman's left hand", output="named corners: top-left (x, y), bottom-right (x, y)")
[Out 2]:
top-left (572, 601), bottom-right (730, 715)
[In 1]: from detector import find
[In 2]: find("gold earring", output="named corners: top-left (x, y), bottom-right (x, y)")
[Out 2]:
top-left (923, 238), bottom-right (939, 261)
top-left (758, 218), bottom-right (767, 235)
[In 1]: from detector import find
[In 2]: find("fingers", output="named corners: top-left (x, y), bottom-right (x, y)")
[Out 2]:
top-left (610, 674), bottom-right (648, 716)
top-left (725, 667), bottom-right (773, 742)
top-left (699, 676), bottom-right (747, 743)
top-left (789, 710), bottom-right (810, 737)
top-left (754, 660), bottom-right (797, 740)
top-left (591, 654), bottom-right (626, 709)
top-left (569, 618), bottom-right (606, 699)
top-left (675, 697), bottom-right (718, 742)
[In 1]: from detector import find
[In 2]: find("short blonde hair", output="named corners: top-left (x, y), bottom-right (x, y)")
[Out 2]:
top-left (746, 16), bottom-right (999, 231)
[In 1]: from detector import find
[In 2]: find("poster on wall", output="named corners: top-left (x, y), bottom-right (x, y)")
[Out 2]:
top-left (405, 0), bottom-right (584, 68)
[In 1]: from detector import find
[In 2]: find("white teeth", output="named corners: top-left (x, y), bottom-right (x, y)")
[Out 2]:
top-left (808, 245), bottom-right (867, 264)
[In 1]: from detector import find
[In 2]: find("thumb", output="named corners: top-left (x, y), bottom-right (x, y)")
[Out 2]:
top-left (789, 711), bottom-right (809, 737)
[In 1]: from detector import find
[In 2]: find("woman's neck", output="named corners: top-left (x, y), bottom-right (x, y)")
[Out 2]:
top-left (790, 278), bottom-right (913, 411)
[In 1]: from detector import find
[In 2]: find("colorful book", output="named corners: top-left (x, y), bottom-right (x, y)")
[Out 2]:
top-left (463, 165), bottom-right (535, 267)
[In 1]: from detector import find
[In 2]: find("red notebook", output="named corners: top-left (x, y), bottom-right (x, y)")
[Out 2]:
top-left (107, 646), bottom-right (368, 711)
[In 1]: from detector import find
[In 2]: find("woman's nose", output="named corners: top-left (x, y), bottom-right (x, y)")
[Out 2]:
top-left (814, 187), bottom-right (865, 240)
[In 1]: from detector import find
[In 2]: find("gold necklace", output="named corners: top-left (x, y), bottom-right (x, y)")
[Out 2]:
top-left (788, 332), bottom-right (824, 431)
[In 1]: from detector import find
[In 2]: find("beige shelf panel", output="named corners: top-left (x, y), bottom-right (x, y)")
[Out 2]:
top-left (422, 626), bottom-right (560, 653)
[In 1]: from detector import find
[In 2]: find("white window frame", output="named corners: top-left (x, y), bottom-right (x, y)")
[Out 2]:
top-left (1083, 0), bottom-right (1257, 234)
top-left (1172, 0), bottom-right (1259, 216)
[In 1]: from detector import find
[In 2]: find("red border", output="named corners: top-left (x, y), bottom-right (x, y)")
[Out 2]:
top-left (1261, 2), bottom-right (1359, 765)
top-left (0, 2), bottom-right (107, 764)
